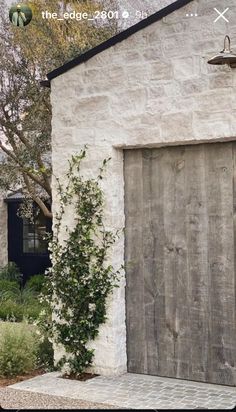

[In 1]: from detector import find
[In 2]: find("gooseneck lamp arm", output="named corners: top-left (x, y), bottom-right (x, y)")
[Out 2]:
top-left (223, 35), bottom-right (231, 53)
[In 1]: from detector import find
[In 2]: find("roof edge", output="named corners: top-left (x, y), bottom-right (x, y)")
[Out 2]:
top-left (40, 80), bottom-right (51, 88)
top-left (46, 0), bottom-right (194, 82)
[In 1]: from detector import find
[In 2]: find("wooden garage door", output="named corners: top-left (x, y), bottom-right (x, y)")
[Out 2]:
top-left (124, 143), bottom-right (236, 386)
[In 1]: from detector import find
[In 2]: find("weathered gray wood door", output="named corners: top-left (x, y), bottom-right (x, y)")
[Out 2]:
top-left (124, 143), bottom-right (236, 386)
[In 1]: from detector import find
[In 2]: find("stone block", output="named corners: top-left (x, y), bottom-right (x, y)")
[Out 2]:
top-left (181, 78), bottom-right (209, 96)
top-left (147, 85), bottom-right (166, 99)
top-left (192, 38), bottom-right (221, 55)
top-left (124, 50), bottom-right (144, 63)
top-left (125, 65), bottom-right (150, 85)
top-left (111, 88), bottom-right (147, 115)
top-left (71, 128), bottom-right (95, 146)
top-left (51, 127), bottom-right (74, 147)
top-left (149, 61), bottom-right (173, 81)
top-left (162, 33), bottom-right (193, 58)
top-left (143, 46), bottom-right (163, 61)
top-left (160, 112), bottom-right (193, 141)
top-left (208, 73), bottom-right (233, 90)
top-left (173, 56), bottom-right (200, 80)
top-left (73, 95), bottom-right (110, 120)
top-left (126, 126), bottom-right (162, 146)
top-left (196, 91), bottom-right (232, 112)
top-left (193, 111), bottom-right (232, 140)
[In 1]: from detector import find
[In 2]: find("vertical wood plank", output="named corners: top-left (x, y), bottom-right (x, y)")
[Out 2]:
top-left (124, 149), bottom-right (147, 373)
top-left (185, 144), bottom-right (209, 383)
top-left (141, 148), bottom-right (159, 375)
top-left (166, 146), bottom-right (189, 380)
top-left (205, 143), bottom-right (235, 385)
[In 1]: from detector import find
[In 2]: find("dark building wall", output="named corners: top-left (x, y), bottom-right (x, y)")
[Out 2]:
top-left (7, 201), bottom-right (51, 284)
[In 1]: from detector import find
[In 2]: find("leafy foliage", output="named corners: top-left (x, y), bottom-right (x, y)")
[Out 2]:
top-left (43, 149), bottom-right (121, 376)
top-left (0, 270), bottom-right (49, 322)
top-left (25, 274), bottom-right (45, 294)
top-left (0, 320), bottom-right (53, 376)
top-left (0, 321), bottom-right (39, 377)
top-left (0, 301), bottom-right (24, 322)
top-left (36, 336), bottom-right (54, 371)
top-left (0, 299), bottom-right (47, 322)
top-left (0, 280), bottom-right (19, 299)
top-left (0, 262), bottom-right (22, 284)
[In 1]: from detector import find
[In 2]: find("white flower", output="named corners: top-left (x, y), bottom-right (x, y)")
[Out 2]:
top-left (62, 362), bottom-right (71, 374)
top-left (39, 309), bottom-right (46, 316)
top-left (88, 303), bottom-right (96, 311)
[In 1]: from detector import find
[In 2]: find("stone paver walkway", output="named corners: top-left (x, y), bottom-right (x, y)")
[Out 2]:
top-left (9, 371), bottom-right (236, 409)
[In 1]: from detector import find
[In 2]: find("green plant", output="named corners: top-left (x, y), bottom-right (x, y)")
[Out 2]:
top-left (43, 149), bottom-right (121, 376)
top-left (0, 262), bottom-right (22, 284)
top-left (0, 321), bottom-right (39, 377)
top-left (0, 285), bottom-right (36, 305)
top-left (36, 336), bottom-right (54, 371)
top-left (25, 274), bottom-right (45, 294)
top-left (0, 299), bottom-right (49, 322)
top-left (0, 280), bottom-right (19, 301)
top-left (16, 287), bottom-right (37, 305)
top-left (23, 303), bottom-right (49, 321)
top-left (0, 300), bottom-right (24, 322)
top-left (0, 271), bottom-right (50, 321)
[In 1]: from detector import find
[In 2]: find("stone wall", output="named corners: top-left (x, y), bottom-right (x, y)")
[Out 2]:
top-left (50, 0), bottom-right (236, 375)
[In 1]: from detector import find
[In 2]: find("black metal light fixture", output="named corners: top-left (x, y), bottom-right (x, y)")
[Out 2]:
top-left (208, 35), bottom-right (236, 68)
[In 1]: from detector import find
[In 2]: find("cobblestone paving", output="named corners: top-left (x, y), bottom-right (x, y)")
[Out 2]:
top-left (9, 371), bottom-right (236, 409)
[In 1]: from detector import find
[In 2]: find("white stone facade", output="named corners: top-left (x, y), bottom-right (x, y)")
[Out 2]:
top-left (50, 0), bottom-right (236, 375)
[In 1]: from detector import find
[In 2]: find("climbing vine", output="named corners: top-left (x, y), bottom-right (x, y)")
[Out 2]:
top-left (43, 148), bottom-right (121, 376)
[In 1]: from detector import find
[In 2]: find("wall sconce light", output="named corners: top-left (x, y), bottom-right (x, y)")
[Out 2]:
top-left (208, 35), bottom-right (236, 68)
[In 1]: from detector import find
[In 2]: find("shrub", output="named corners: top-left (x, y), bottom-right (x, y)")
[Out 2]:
top-left (36, 336), bottom-right (54, 371)
top-left (0, 321), bottom-right (39, 377)
top-left (15, 287), bottom-right (37, 305)
top-left (0, 280), bottom-right (19, 301)
top-left (34, 308), bottom-right (54, 371)
top-left (0, 300), bottom-right (24, 322)
top-left (0, 300), bottom-right (48, 322)
top-left (23, 303), bottom-right (46, 321)
top-left (0, 285), bottom-right (37, 306)
top-left (0, 271), bottom-right (50, 323)
top-left (0, 262), bottom-right (22, 284)
top-left (25, 274), bottom-right (45, 294)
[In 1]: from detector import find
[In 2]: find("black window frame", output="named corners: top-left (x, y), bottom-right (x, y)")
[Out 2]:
top-left (22, 206), bottom-right (51, 256)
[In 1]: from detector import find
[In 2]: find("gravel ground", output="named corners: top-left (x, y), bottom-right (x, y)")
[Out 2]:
top-left (0, 388), bottom-right (117, 409)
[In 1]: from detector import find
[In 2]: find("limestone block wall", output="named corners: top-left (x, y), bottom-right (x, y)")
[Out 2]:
top-left (50, 0), bottom-right (236, 375)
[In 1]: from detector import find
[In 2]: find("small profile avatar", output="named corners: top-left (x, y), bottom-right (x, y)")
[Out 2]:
top-left (9, 3), bottom-right (33, 27)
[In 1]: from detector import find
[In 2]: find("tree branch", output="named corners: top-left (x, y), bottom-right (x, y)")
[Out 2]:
top-left (0, 140), bottom-right (51, 196)
top-left (23, 173), bottom-right (52, 219)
